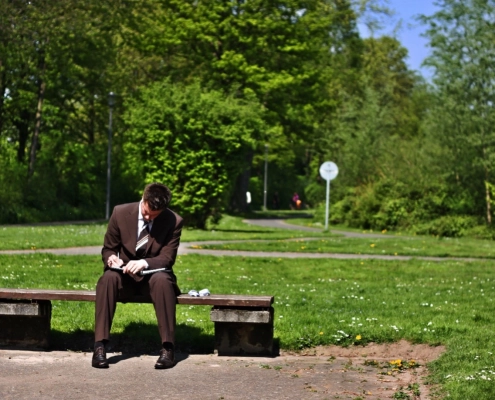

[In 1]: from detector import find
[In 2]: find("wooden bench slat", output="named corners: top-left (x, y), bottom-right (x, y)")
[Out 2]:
top-left (0, 288), bottom-right (274, 307)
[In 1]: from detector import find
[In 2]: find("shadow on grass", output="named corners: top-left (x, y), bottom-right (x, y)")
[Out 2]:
top-left (49, 322), bottom-right (214, 355)
top-left (245, 211), bottom-right (314, 220)
top-left (190, 228), bottom-right (274, 234)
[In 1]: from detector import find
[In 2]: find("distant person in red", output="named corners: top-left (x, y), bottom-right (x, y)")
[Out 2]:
top-left (291, 192), bottom-right (302, 210)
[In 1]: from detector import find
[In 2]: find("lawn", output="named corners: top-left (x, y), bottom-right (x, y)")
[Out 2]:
top-left (1, 216), bottom-right (495, 398)
top-left (0, 215), bottom-right (330, 250)
top-left (198, 234), bottom-right (495, 259)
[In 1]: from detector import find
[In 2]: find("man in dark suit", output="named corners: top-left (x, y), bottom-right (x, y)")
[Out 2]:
top-left (92, 182), bottom-right (183, 369)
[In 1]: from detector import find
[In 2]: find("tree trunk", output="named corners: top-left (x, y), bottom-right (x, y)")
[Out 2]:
top-left (14, 110), bottom-right (31, 162)
top-left (28, 53), bottom-right (46, 178)
top-left (486, 172), bottom-right (492, 225)
top-left (230, 150), bottom-right (254, 213)
top-left (0, 60), bottom-right (5, 135)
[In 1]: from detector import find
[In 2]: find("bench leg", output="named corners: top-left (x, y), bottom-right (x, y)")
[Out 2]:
top-left (211, 307), bottom-right (274, 356)
top-left (0, 300), bottom-right (52, 348)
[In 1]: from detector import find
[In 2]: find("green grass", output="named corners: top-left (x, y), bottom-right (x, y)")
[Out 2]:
top-left (198, 235), bottom-right (495, 259)
top-left (182, 214), bottom-right (331, 241)
top-left (0, 215), bottom-right (330, 250)
top-left (3, 215), bottom-right (495, 398)
top-left (0, 223), bottom-right (108, 250)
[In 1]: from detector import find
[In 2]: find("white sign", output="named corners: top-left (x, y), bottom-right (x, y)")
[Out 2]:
top-left (319, 161), bottom-right (338, 181)
top-left (319, 161), bottom-right (338, 231)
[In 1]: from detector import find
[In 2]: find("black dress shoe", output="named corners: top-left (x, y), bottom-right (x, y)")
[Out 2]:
top-left (155, 348), bottom-right (175, 369)
top-left (92, 346), bottom-right (109, 368)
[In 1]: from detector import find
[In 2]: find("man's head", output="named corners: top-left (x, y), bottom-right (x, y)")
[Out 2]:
top-left (141, 183), bottom-right (172, 221)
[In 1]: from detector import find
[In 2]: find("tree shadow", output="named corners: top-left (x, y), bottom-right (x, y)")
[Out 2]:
top-left (200, 229), bottom-right (273, 234)
top-left (245, 211), bottom-right (314, 219)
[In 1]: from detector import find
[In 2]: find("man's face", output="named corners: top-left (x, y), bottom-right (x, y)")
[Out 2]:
top-left (141, 201), bottom-right (163, 222)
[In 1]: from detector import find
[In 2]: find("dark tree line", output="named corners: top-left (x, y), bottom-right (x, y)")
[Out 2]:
top-left (1, 0), bottom-right (494, 237)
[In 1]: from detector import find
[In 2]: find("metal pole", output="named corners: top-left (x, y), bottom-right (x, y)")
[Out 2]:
top-left (263, 144), bottom-right (268, 211)
top-left (106, 105), bottom-right (113, 220)
top-left (325, 178), bottom-right (330, 230)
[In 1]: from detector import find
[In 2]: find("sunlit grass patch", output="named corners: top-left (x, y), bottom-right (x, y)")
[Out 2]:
top-left (200, 235), bottom-right (495, 259)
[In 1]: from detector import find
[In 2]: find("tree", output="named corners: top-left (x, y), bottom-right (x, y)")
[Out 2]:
top-left (123, 80), bottom-right (266, 228)
top-left (119, 0), bottom-right (360, 210)
top-left (421, 0), bottom-right (495, 224)
top-left (0, 0), bottom-right (131, 221)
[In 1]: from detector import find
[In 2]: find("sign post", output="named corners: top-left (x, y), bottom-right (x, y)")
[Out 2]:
top-left (319, 161), bottom-right (339, 230)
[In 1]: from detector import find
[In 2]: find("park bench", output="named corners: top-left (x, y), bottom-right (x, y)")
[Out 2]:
top-left (0, 288), bottom-right (275, 356)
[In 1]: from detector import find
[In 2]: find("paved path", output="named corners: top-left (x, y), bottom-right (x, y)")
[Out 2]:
top-left (0, 346), bottom-right (435, 400)
top-left (244, 219), bottom-right (398, 238)
top-left (0, 219), bottom-right (482, 262)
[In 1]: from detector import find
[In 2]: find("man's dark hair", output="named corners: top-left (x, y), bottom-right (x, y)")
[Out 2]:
top-left (142, 183), bottom-right (172, 211)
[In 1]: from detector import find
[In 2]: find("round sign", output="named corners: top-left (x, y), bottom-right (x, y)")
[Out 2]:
top-left (319, 161), bottom-right (338, 181)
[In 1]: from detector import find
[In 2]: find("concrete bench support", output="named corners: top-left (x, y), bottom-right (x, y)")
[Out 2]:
top-left (0, 300), bottom-right (52, 348)
top-left (211, 307), bottom-right (274, 356)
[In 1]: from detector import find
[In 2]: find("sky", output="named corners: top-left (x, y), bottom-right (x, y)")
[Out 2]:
top-left (358, 0), bottom-right (440, 79)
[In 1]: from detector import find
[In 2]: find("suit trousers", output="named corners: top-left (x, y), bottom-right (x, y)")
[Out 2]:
top-left (95, 269), bottom-right (177, 344)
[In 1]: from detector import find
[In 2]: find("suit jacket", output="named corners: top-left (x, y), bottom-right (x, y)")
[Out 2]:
top-left (101, 202), bottom-right (183, 280)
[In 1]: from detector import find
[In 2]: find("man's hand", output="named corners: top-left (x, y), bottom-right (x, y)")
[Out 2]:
top-left (107, 254), bottom-right (124, 268)
top-left (123, 259), bottom-right (148, 276)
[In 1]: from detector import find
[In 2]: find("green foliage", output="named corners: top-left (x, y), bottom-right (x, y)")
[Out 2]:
top-left (123, 80), bottom-right (266, 228)
top-left (420, 0), bottom-right (495, 223)
top-left (324, 179), bottom-right (481, 236)
top-left (413, 215), bottom-right (479, 238)
top-left (0, 0), bottom-right (131, 222)
top-left (2, 0), bottom-right (495, 236)
top-left (0, 140), bottom-right (25, 223)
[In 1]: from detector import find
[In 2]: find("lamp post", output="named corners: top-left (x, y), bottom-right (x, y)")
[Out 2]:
top-left (106, 92), bottom-right (116, 220)
top-left (263, 143), bottom-right (268, 211)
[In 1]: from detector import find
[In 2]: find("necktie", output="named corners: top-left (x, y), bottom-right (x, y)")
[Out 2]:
top-left (136, 222), bottom-right (149, 258)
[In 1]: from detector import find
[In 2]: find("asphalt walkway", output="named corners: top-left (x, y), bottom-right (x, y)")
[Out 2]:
top-left (0, 345), bottom-right (437, 400)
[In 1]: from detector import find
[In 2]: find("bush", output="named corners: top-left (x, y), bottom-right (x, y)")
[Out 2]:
top-left (123, 80), bottom-right (266, 229)
top-left (321, 178), bottom-right (482, 236)
top-left (412, 215), bottom-right (480, 238)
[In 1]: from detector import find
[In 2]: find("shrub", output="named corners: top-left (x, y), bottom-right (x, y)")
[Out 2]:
top-left (123, 80), bottom-right (266, 229)
top-left (413, 215), bottom-right (480, 238)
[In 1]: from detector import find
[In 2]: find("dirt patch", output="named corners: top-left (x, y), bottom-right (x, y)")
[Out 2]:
top-left (283, 340), bottom-right (446, 363)
top-left (280, 341), bottom-right (446, 399)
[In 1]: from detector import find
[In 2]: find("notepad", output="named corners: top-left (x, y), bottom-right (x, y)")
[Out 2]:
top-left (109, 266), bottom-right (171, 275)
